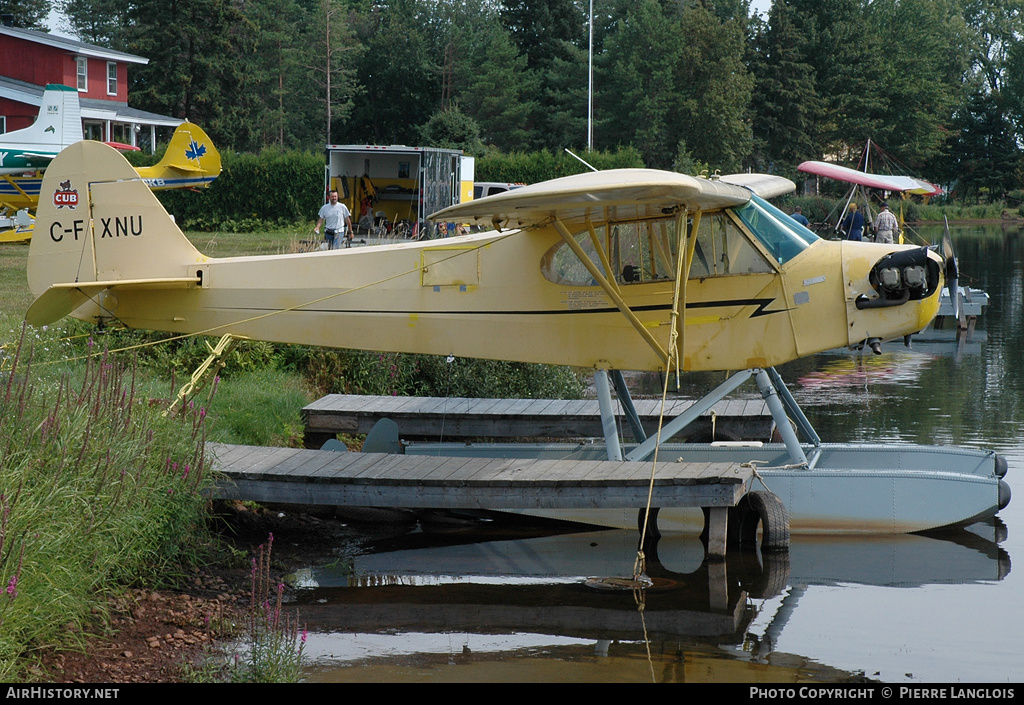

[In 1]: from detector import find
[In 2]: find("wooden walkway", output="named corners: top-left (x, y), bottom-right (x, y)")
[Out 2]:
top-left (208, 442), bottom-right (756, 556)
top-left (301, 394), bottom-right (772, 448)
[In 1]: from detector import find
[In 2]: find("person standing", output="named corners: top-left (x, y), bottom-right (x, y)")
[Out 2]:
top-left (841, 202), bottom-right (865, 241)
top-left (790, 206), bottom-right (810, 227)
top-left (314, 189), bottom-right (353, 249)
top-left (873, 202), bottom-right (899, 244)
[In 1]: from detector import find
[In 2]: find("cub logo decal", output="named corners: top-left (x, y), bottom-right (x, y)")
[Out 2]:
top-left (53, 180), bottom-right (79, 209)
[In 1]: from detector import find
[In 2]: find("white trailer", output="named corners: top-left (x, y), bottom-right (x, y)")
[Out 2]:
top-left (325, 144), bottom-right (474, 239)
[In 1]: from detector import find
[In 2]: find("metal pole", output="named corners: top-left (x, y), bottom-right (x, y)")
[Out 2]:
top-left (767, 367), bottom-right (820, 446)
top-left (611, 369), bottom-right (647, 442)
top-left (755, 369), bottom-right (808, 466)
top-left (594, 370), bottom-right (622, 461)
top-left (587, 0), bottom-right (593, 151)
top-left (625, 369), bottom-right (756, 462)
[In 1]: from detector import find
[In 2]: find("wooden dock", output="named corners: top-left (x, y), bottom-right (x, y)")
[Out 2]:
top-left (208, 442), bottom-right (757, 556)
top-left (301, 394), bottom-right (772, 449)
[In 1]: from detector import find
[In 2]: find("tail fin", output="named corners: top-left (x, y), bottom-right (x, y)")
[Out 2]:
top-left (27, 141), bottom-right (206, 326)
top-left (1, 84), bottom-right (83, 151)
top-left (135, 122), bottom-right (222, 190)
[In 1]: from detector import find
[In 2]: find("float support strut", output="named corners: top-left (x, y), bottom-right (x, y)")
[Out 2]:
top-left (756, 368), bottom-right (808, 466)
top-left (594, 370), bottom-right (623, 461)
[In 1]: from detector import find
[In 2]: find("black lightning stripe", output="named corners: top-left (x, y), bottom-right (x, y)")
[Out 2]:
top-left (211, 298), bottom-right (785, 318)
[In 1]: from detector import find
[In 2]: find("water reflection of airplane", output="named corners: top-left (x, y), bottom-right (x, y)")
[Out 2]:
top-left (24, 142), bottom-right (1009, 534)
top-left (794, 352), bottom-right (934, 404)
top-left (0, 86), bottom-right (221, 242)
top-left (748, 518), bottom-right (1010, 665)
top-left (286, 524), bottom-right (1007, 646)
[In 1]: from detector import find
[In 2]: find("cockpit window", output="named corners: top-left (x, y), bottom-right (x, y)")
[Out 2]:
top-left (689, 212), bottom-right (774, 278)
top-left (541, 212), bottom-right (775, 286)
top-left (731, 194), bottom-right (819, 264)
top-left (541, 217), bottom-right (680, 286)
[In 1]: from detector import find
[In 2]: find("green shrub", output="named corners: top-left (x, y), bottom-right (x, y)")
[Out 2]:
top-left (156, 149), bottom-right (325, 232)
top-left (298, 348), bottom-right (586, 400)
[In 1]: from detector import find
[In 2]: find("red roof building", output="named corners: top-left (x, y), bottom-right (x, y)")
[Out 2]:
top-left (0, 23), bottom-right (179, 152)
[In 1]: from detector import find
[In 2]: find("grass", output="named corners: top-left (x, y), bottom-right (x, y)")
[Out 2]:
top-left (0, 232), bottom-right (316, 681)
top-left (0, 242), bottom-right (33, 315)
top-left (0, 329), bottom-right (214, 679)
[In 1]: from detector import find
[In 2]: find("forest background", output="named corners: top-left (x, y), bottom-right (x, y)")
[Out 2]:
top-left (5, 0), bottom-right (1024, 206)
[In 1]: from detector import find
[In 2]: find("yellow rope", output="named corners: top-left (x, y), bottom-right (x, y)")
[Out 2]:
top-left (634, 210), bottom-right (695, 582)
top-left (162, 333), bottom-right (240, 417)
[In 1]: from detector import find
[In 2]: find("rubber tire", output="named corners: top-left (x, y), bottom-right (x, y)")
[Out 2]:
top-left (749, 491), bottom-right (790, 552)
top-left (733, 491), bottom-right (790, 552)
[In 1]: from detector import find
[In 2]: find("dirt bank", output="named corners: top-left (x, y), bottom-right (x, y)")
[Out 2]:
top-left (32, 503), bottom-right (357, 683)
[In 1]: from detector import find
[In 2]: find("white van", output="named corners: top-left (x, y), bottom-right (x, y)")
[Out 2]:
top-left (473, 181), bottom-right (525, 199)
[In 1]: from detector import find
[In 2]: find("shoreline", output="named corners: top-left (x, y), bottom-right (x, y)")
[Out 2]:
top-left (28, 503), bottom-right (355, 684)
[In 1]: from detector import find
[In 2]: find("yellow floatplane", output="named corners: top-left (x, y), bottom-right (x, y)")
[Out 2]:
top-left (24, 141), bottom-right (1010, 533)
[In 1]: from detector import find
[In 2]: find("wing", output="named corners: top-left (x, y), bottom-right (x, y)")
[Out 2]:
top-left (430, 168), bottom-right (771, 229)
top-left (719, 173), bottom-right (796, 199)
top-left (798, 161), bottom-right (942, 196)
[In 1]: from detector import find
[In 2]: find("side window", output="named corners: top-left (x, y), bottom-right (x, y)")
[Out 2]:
top-left (542, 227), bottom-right (607, 285)
top-left (688, 212), bottom-right (774, 278)
top-left (541, 217), bottom-right (678, 286)
top-left (107, 62), bottom-right (118, 95)
top-left (610, 219), bottom-right (678, 283)
top-left (541, 214), bottom-right (772, 286)
top-left (76, 57), bottom-right (88, 91)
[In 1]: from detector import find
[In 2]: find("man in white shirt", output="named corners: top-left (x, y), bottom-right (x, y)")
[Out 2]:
top-left (873, 202), bottom-right (899, 244)
top-left (314, 189), bottom-right (354, 249)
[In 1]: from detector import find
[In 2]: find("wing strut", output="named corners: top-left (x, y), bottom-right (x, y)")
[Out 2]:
top-left (552, 218), bottom-right (668, 364)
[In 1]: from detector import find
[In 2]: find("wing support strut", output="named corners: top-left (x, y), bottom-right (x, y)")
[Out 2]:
top-left (552, 218), bottom-right (668, 364)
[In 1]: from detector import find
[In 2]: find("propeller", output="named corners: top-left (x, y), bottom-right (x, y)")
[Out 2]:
top-left (941, 216), bottom-right (959, 320)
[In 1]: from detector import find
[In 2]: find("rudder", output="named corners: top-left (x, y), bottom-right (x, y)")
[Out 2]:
top-left (2, 84), bottom-right (83, 149)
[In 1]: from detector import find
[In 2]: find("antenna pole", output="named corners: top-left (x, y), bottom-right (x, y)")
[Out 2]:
top-left (588, 0), bottom-right (593, 151)
top-left (565, 148), bottom-right (598, 172)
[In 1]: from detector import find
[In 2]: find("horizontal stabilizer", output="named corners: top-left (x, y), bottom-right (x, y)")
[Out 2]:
top-left (26, 277), bottom-right (201, 327)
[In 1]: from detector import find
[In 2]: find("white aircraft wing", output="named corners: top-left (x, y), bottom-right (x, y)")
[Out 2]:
top-left (431, 168), bottom-right (768, 229)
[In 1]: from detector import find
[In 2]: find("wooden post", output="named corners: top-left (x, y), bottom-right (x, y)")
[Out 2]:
top-left (704, 506), bottom-right (729, 559)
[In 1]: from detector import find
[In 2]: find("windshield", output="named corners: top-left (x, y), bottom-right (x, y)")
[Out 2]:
top-left (732, 194), bottom-right (819, 264)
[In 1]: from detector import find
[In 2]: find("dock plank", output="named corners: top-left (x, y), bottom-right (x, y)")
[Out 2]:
top-left (301, 393), bottom-right (772, 447)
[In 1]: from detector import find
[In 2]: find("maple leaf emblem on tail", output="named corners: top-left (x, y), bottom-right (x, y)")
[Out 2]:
top-left (185, 139), bottom-right (207, 161)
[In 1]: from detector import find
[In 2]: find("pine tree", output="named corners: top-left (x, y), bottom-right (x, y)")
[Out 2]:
top-left (748, 0), bottom-right (821, 172)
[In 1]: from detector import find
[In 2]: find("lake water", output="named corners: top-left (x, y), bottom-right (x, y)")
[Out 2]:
top-left (292, 223), bottom-right (1024, 684)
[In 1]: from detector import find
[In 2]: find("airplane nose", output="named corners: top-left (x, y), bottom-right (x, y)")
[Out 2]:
top-left (855, 246), bottom-right (941, 310)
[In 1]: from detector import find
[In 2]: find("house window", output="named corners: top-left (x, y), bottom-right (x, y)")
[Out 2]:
top-left (76, 56), bottom-right (88, 91)
top-left (0, 116), bottom-right (6, 134)
top-left (107, 62), bottom-right (117, 95)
